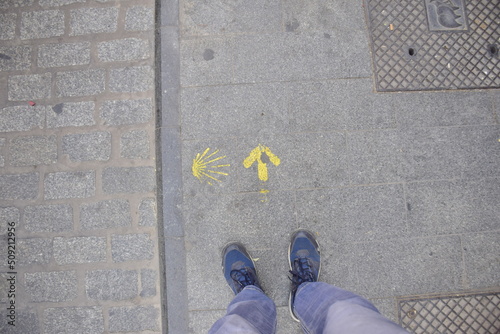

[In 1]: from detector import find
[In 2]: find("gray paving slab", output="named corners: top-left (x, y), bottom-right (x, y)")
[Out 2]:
top-left (342, 236), bottom-right (465, 299)
top-left (181, 83), bottom-right (289, 140)
top-left (401, 125), bottom-right (500, 181)
top-left (406, 178), bottom-right (500, 236)
top-left (232, 32), bottom-right (371, 83)
top-left (181, 0), bottom-right (282, 36)
top-left (462, 231), bottom-right (500, 290)
top-left (296, 185), bottom-right (407, 244)
top-left (394, 90), bottom-right (496, 128)
top-left (180, 37), bottom-right (234, 86)
top-left (287, 79), bottom-right (397, 132)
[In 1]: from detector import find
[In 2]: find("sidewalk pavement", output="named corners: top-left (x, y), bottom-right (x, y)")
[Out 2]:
top-left (159, 0), bottom-right (500, 333)
top-left (1, 0), bottom-right (499, 333)
top-left (1, 0), bottom-right (162, 333)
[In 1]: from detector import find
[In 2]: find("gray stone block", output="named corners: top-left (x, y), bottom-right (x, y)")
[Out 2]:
top-left (125, 6), bottom-right (154, 31)
top-left (21, 10), bottom-right (64, 40)
top-left (180, 0), bottom-right (281, 36)
top-left (395, 90), bottom-right (495, 128)
top-left (0, 13), bottom-right (17, 40)
top-left (352, 236), bottom-right (464, 298)
top-left (0, 105), bottom-right (45, 132)
top-left (0, 173), bottom-right (38, 200)
top-left (401, 126), bottom-right (500, 181)
top-left (86, 269), bottom-right (138, 300)
top-left (462, 232), bottom-right (500, 289)
top-left (109, 66), bottom-right (154, 93)
top-left (139, 198), bottom-right (156, 226)
top-left (111, 234), bottom-right (154, 262)
top-left (121, 130), bottom-right (150, 159)
top-left (17, 238), bottom-right (52, 266)
top-left (24, 204), bottom-right (73, 232)
top-left (0, 0), bottom-right (33, 8)
top-left (98, 38), bottom-right (150, 62)
top-left (347, 130), bottom-right (403, 184)
top-left (44, 171), bottom-right (95, 199)
top-left (54, 237), bottom-right (106, 264)
top-left (8, 73), bottom-right (51, 101)
top-left (0, 310), bottom-right (40, 334)
top-left (62, 131), bottom-right (111, 161)
top-left (108, 306), bottom-right (160, 332)
top-left (100, 99), bottom-right (153, 125)
top-left (70, 7), bottom-right (118, 35)
top-left (180, 37), bottom-right (233, 86)
top-left (25, 271), bottom-right (77, 302)
top-left (10, 135), bottom-right (57, 166)
top-left (141, 269), bottom-right (157, 297)
top-left (180, 83), bottom-right (289, 140)
top-left (38, 42), bottom-right (91, 68)
top-left (102, 166), bottom-right (156, 193)
top-left (0, 207), bottom-right (19, 230)
top-left (0, 46), bottom-right (31, 71)
top-left (232, 32), bottom-right (371, 83)
top-left (80, 199), bottom-right (131, 230)
top-left (295, 184), bottom-right (407, 243)
top-left (47, 101), bottom-right (95, 128)
top-left (56, 69), bottom-right (105, 97)
top-left (40, 0), bottom-right (85, 6)
top-left (287, 79), bottom-right (396, 132)
top-left (406, 178), bottom-right (500, 236)
top-left (0, 138), bottom-right (5, 168)
top-left (43, 307), bottom-right (104, 334)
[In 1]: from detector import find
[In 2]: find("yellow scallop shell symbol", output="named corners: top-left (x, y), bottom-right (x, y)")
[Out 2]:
top-left (192, 148), bottom-right (230, 186)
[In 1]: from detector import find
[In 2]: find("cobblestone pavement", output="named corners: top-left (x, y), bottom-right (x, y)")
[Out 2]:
top-left (0, 0), bottom-right (161, 333)
top-left (158, 0), bottom-right (500, 333)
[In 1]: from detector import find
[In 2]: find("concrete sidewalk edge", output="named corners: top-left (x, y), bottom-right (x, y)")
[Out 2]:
top-left (156, 0), bottom-right (190, 333)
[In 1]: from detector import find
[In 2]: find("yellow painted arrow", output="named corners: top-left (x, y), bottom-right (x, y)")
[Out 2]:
top-left (243, 145), bottom-right (281, 182)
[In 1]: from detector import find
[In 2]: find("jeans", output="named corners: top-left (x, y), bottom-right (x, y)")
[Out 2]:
top-left (209, 282), bottom-right (408, 334)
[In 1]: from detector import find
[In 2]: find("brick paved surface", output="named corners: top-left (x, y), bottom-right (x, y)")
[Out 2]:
top-left (0, 0), bottom-right (161, 333)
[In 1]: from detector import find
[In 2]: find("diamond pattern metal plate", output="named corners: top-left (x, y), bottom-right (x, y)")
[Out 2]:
top-left (398, 292), bottom-right (500, 333)
top-left (364, 0), bottom-right (500, 91)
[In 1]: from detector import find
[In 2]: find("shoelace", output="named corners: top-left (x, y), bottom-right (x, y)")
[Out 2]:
top-left (230, 268), bottom-right (256, 289)
top-left (289, 257), bottom-right (315, 290)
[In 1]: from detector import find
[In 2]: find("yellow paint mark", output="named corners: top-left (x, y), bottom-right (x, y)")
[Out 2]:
top-left (260, 189), bottom-right (269, 194)
top-left (389, 24), bottom-right (394, 30)
top-left (243, 145), bottom-right (281, 182)
top-left (192, 148), bottom-right (230, 185)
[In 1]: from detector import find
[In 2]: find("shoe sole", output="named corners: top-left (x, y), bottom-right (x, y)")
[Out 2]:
top-left (288, 229), bottom-right (321, 322)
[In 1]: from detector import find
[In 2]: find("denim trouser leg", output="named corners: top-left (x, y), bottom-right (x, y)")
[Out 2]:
top-left (209, 286), bottom-right (277, 334)
top-left (294, 282), bottom-right (408, 334)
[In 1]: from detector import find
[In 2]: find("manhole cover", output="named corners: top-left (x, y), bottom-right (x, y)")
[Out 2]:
top-left (364, 0), bottom-right (500, 92)
top-left (398, 292), bottom-right (500, 333)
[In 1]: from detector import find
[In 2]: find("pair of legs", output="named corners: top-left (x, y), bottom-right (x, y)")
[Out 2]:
top-left (209, 230), bottom-right (408, 334)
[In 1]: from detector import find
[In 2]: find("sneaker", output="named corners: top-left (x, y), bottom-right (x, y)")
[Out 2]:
top-left (222, 243), bottom-right (262, 295)
top-left (288, 230), bottom-right (321, 322)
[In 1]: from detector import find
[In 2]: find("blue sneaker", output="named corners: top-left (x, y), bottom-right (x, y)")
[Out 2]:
top-left (288, 230), bottom-right (321, 322)
top-left (222, 243), bottom-right (262, 295)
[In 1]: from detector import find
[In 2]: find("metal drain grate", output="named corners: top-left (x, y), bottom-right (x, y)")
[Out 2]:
top-left (398, 292), bottom-right (500, 333)
top-left (364, 0), bottom-right (500, 92)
